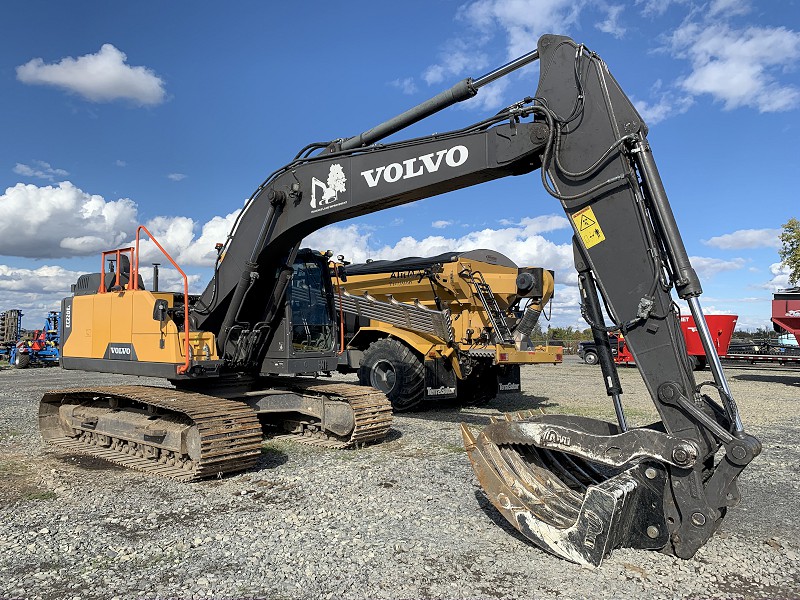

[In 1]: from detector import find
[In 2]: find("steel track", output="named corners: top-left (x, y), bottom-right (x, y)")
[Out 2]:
top-left (40, 381), bottom-right (393, 480)
top-left (269, 380), bottom-right (393, 447)
top-left (40, 386), bottom-right (264, 481)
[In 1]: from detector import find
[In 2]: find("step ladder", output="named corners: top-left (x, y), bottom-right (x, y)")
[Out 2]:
top-left (464, 270), bottom-right (514, 344)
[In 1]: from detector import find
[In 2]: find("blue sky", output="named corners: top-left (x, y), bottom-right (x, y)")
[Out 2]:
top-left (1, 0), bottom-right (798, 332)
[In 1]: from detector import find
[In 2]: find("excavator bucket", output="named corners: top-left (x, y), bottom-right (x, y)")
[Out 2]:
top-left (462, 413), bottom-right (670, 567)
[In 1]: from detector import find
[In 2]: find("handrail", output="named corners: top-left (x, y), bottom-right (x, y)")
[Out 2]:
top-left (132, 225), bottom-right (191, 375)
top-left (98, 247), bottom-right (134, 293)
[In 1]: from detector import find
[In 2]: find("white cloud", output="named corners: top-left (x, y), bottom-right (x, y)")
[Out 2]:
top-left (432, 220), bottom-right (453, 229)
top-left (303, 224), bottom-right (375, 264)
top-left (470, 77), bottom-right (512, 111)
top-left (708, 0), bottom-right (751, 19)
top-left (303, 215), bottom-right (575, 284)
top-left (389, 77), bottom-right (418, 95)
top-left (632, 92), bottom-right (694, 125)
top-left (666, 23), bottom-right (800, 112)
top-left (0, 264), bottom-right (81, 294)
top-left (115, 160), bottom-right (127, 167)
top-left (507, 215), bottom-right (570, 234)
top-left (733, 315), bottom-right (773, 332)
top-left (0, 182), bottom-right (137, 258)
top-left (16, 44), bottom-right (166, 106)
top-left (636, 3), bottom-right (798, 122)
top-left (703, 228), bottom-right (781, 250)
top-left (595, 4), bottom-right (626, 38)
top-left (763, 262), bottom-right (791, 292)
top-left (422, 64), bottom-right (446, 86)
top-left (136, 211), bottom-right (241, 268)
top-left (167, 173), bottom-right (187, 181)
top-left (0, 264), bottom-right (84, 325)
top-left (689, 255), bottom-right (746, 278)
top-left (0, 181), bottom-right (237, 268)
top-left (13, 161), bottom-right (69, 181)
top-left (458, 0), bottom-right (587, 58)
top-left (635, 0), bottom-right (682, 18)
top-left (422, 39), bottom-right (490, 86)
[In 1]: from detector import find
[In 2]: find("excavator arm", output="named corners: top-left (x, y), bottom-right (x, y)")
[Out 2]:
top-left (187, 34), bottom-right (759, 565)
top-left (461, 36), bottom-right (762, 565)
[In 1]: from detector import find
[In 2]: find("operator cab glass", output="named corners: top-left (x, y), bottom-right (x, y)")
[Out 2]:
top-left (289, 255), bottom-right (336, 353)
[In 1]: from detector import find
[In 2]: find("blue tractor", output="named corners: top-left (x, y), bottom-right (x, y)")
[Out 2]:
top-left (0, 309), bottom-right (23, 364)
top-left (3, 310), bottom-right (61, 368)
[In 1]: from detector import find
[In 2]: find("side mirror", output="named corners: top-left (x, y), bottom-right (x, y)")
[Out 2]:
top-left (152, 299), bottom-right (169, 322)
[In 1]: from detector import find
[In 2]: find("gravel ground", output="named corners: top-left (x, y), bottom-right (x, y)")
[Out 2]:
top-left (0, 356), bottom-right (798, 600)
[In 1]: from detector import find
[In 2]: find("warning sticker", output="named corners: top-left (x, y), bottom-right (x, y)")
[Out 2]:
top-left (571, 206), bottom-right (605, 249)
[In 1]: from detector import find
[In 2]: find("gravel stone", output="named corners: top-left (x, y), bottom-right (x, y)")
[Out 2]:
top-left (0, 356), bottom-right (798, 599)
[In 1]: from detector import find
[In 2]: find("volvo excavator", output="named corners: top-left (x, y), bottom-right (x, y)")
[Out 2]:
top-left (40, 35), bottom-right (760, 566)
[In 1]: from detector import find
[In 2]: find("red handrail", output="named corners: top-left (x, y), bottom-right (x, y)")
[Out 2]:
top-left (98, 247), bottom-right (134, 293)
top-left (132, 225), bottom-right (191, 375)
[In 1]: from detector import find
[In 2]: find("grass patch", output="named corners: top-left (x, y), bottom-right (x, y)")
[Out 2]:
top-left (23, 490), bottom-right (58, 501)
top-left (538, 404), bottom-right (658, 427)
top-left (261, 439), bottom-right (294, 455)
top-left (440, 442), bottom-right (466, 454)
top-left (0, 457), bottom-right (56, 505)
top-left (0, 428), bottom-right (23, 441)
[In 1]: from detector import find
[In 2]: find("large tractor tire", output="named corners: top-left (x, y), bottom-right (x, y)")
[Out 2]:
top-left (358, 338), bottom-right (424, 411)
top-left (13, 353), bottom-right (31, 369)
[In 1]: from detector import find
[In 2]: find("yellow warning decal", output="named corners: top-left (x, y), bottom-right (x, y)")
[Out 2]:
top-left (572, 206), bottom-right (605, 249)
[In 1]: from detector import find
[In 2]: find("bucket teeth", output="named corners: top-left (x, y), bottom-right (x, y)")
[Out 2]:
top-left (461, 415), bottom-right (667, 567)
top-left (486, 410), bottom-right (535, 425)
top-left (460, 423), bottom-right (477, 451)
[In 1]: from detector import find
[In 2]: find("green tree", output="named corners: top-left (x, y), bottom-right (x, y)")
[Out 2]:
top-left (779, 218), bottom-right (800, 286)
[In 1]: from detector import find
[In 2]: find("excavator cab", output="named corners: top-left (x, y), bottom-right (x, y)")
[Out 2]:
top-left (288, 252), bottom-right (337, 353)
top-left (257, 249), bottom-right (341, 374)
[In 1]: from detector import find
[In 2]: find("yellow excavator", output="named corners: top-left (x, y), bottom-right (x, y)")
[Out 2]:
top-left (332, 249), bottom-right (560, 410)
top-left (40, 35), bottom-right (760, 566)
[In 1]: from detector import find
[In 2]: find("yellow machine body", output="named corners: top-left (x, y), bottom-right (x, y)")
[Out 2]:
top-left (341, 250), bottom-right (561, 367)
top-left (61, 289), bottom-right (219, 378)
top-left (335, 249), bottom-right (561, 408)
